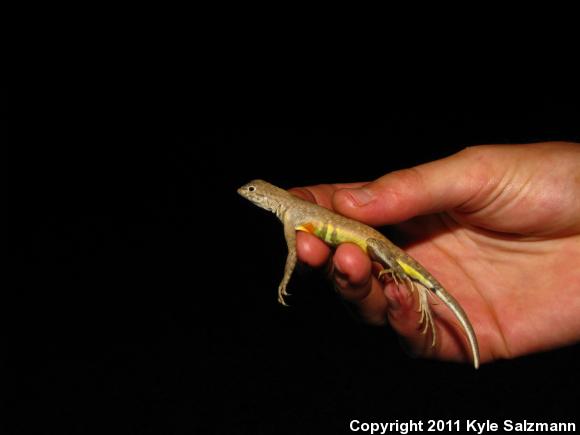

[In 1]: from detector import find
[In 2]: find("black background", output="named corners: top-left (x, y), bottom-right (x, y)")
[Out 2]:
top-left (6, 105), bottom-right (580, 433)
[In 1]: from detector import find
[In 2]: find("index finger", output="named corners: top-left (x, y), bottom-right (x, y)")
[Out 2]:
top-left (288, 182), bottom-right (368, 279)
top-left (289, 182), bottom-right (368, 210)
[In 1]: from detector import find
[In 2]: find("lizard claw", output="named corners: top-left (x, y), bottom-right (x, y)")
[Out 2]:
top-left (378, 268), bottom-right (403, 287)
top-left (404, 278), bottom-right (437, 347)
top-left (278, 286), bottom-right (291, 306)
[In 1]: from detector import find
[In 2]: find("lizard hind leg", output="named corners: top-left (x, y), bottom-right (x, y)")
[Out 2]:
top-left (378, 268), bottom-right (402, 286)
top-left (404, 276), bottom-right (437, 347)
top-left (367, 238), bottom-right (437, 348)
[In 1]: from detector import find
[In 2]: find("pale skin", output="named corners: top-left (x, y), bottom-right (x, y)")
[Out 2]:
top-left (291, 142), bottom-right (580, 365)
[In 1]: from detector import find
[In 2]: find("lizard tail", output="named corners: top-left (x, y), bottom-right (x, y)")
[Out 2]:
top-left (431, 285), bottom-right (480, 369)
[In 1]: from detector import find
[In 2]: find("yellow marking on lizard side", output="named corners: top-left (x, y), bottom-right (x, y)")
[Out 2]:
top-left (334, 226), bottom-right (368, 251)
top-left (324, 223), bottom-right (334, 243)
top-left (397, 260), bottom-right (433, 288)
top-left (297, 222), bottom-right (368, 250)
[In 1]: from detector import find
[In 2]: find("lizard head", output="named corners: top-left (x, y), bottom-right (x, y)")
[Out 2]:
top-left (237, 179), bottom-right (291, 215)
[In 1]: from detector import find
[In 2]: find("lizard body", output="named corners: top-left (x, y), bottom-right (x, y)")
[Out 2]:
top-left (238, 179), bottom-right (480, 368)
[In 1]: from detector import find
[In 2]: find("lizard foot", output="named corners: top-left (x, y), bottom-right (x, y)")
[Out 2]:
top-left (380, 269), bottom-right (437, 347)
top-left (278, 285), bottom-right (291, 306)
top-left (378, 268), bottom-right (402, 286)
top-left (403, 276), bottom-right (437, 348)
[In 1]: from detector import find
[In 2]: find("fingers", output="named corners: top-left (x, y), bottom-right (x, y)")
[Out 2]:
top-left (331, 244), bottom-right (437, 356)
top-left (295, 236), bottom-right (445, 359)
top-left (331, 244), bottom-right (387, 325)
top-left (331, 149), bottom-right (492, 226)
top-left (290, 182), bottom-right (434, 344)
top-left (295, 231), bottom-right (330, 268)
top-left (330, 246), bottom-right (458, 360)
top-left (295, 239), bottom-right (388, 325)
top-left (382, 282), bottom-right (437, 359)
top-left (297, 240), bottom-right (424, 331)
top-left (289, 149), bottom-right (493, 227)
top-left (289, 182), bottom-right (368, 210)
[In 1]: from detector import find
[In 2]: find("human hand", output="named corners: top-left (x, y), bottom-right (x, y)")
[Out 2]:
top-left (291, 142), bottom-right (580, 365)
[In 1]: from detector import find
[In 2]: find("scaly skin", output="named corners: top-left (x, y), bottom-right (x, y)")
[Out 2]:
top-left (238, 179), bottom-right (480, 369)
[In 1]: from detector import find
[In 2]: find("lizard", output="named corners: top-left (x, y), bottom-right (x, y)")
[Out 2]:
top-left (238, 179), bottom-right (480, 368)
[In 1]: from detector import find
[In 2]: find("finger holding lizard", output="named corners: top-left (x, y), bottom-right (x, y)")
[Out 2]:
top-left (291, 187), bottom-right (432, 355)
top-left (291, 142), bottom-right (580, 365)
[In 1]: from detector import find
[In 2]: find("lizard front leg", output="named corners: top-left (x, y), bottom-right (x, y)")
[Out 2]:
top-left (278, 218), bottom-right (297, 306)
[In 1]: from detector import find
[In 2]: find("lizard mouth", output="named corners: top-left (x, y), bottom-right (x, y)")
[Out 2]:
top-left (237, 187), bottom-right (250, 198)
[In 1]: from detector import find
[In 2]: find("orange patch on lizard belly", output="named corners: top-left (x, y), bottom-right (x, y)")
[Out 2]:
top-left (296, 222), bottom-right (316, 234)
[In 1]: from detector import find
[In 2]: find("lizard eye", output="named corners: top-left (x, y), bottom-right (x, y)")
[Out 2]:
top-left (248, 186), bottom-right (256, 192)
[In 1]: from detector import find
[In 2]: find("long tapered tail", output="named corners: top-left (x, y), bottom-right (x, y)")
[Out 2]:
top-left (431, 285), bottom-right (480, 369)
top-left (367, 237), bottom-right (480, 369)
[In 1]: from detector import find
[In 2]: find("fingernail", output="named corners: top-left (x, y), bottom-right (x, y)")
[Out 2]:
top-left (344, 188), bottom-right (375, 207)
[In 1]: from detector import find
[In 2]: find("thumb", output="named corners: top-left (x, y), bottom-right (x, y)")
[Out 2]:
top-left (332, 148), bottom-right (487, 226)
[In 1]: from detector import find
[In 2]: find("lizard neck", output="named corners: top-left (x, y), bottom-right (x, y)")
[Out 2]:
top-left (272, 202), bottom-right (287, 221)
